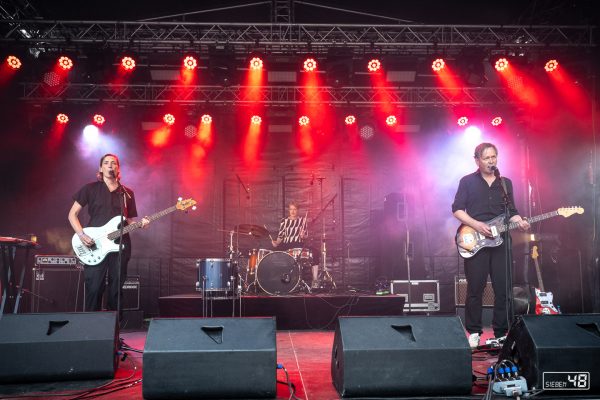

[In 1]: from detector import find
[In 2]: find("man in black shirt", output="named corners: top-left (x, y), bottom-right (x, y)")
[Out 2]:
top-left (452, 143), bottom-right (529, 348)
top-left (68, 154), bottom-right (148, 312)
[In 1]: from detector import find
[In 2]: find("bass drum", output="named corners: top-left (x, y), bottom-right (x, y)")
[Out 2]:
top-left (256, 251), bottom-right (300, 295)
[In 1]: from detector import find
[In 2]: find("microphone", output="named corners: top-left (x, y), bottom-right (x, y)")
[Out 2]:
top-left (490, 165), bottom-right (500, 177)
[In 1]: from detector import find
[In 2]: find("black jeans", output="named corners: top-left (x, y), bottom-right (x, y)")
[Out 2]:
top-left (464, 242), bottom-right (510, 338)
top-left (83, 250), bottom-right (130, 312)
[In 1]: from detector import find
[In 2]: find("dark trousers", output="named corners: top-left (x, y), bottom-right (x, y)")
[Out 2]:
top-left (464, 243), bottom-right (510, 337)
top-left (83, 250), bottom-right (130, 312)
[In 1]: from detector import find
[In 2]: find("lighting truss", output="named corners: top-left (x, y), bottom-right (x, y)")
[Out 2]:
top-left (0, 20), bottom-right (594, 55)
top-left (19, 83), bottom-right (515, 106)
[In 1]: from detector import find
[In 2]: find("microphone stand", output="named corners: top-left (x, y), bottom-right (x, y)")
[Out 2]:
top-left (494, 168), bottom-right (516, 330)
top-left (114, 175), bottom-right (128, 339)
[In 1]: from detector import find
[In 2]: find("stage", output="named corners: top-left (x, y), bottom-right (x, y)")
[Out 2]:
top-left (158, 292), bottom-right (407, 330)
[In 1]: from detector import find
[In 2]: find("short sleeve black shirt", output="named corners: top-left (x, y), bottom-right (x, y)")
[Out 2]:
top-left (452, 170), bottom-right (519, 222)
top-left (73, 181), bottom-right (138, 228)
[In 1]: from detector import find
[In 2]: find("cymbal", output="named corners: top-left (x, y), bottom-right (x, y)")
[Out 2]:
top-left (235, 224), bottom-right (270, 238)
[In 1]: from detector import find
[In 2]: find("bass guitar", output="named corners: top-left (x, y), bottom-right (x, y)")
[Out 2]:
top-left (531, 245), bottom-right (560, 315)
top-left (72, 198), bottom-right (196, 265)
top-left (455, 206), bottom-right (583, 259)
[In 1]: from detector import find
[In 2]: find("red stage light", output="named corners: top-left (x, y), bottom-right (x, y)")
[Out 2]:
top-left (495, 58), bottom-right (509, 72)
top-left (121, 56), bottom-right (136, 71)
top-left (251, 115), bottom-right (262, 125)
top-left (6, 55), bottom-right (22, 69)
top-left (457, 116), bottom-right (469, 126)
top-left (93, 114), bottom-right (105, 126)
top-left (491, 116), bottom-right (503, 126)
top-left (367, 59), bottom-right (381, 72)
top-left (345, 115), bottom-right (356, 125)
top-left (250, 57), bottom-right (263, 71)
top-left (303, 58), bottom-right (317, 72)
top-left (298, 115), bottom-right (310, 126)
top-left (431, 58), bottom-right (445, 72)
top-left (386, 115), bottom-right (397, 126)
top-left (544, 59), bottom-right (558, 72)
top-left (56, 113), bottom-right (69, 124)
top-left (201, 114), bottom-right (212, 124)
top-left (163, 113), bottom-right (175, 125)
top-left (58, 56), bottom-right (73, 71)
top-left (183, 56), bottom-right (197, 70)
top-left (184, 125), bottom-right (197, 138)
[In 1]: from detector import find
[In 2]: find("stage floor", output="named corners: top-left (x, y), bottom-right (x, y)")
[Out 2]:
top-left (158, 292), bottom-right (409, 330)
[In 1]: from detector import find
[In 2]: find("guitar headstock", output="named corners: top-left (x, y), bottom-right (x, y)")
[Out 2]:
top-left (176, 198), bottom-right (197, 211)
top-left (531, 245), bottom-right (539, 260)
top-left (557, 206), bottom-right (584, 218)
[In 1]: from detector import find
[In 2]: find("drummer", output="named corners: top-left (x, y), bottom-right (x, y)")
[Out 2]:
top-left (271, 201), bottom-right (320, 289)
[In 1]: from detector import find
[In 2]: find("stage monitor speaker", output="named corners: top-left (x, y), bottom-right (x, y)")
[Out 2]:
top-left (499, 314), bottom-right (600, 393)
top-left (143, 317), bottom-right (277, 399)
top-left (0, 312), bottom-right (118, 383)
top-left (331, 316), bottom-right (472, 397)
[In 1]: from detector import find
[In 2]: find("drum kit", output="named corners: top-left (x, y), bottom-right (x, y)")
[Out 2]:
top-left (196, 223), bottom-right (334, 300)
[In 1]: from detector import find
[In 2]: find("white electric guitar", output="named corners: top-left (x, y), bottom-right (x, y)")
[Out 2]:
top-left (72, 198), bottom-right (196, 265)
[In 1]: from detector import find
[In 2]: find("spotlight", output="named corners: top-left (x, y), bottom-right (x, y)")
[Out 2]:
top-left (82, 125), bottom-right (100, 143)
top-left (163, 113), bottom-right (175, 125)
top-left (303, 58), bottom-right (317, 72)
top-left (121, 56), bottom-right (136, 71)
top-left (494, 58), bottom-right (509, 72)
top-left (385, 115), bottom-right (397, 126)
top-left (56, 113), bottom-right (69, 124)
top-left (93, 114), bottom-right (105, 126)
top-left (298, 115), bottom-right (310, 126)
top-left (359, 125), bottom-right (374, 140)
top-left (249, 57), bottom-right (263, 71)
top-left (251, 115), bottom-right (262, 125)
top-left (201, 114), bottom-right (212, 124)
top-left (544, 59), bottom-right (558, 72)
top-left (491, 116), bottom-right (503, 126)
top-left (43, 71), bottom-right (61, 86)
top-left (184, 124), bottom-right (197, 138)
top-left (431, 58), bottom-right (445, 72)
top-left (6, 55), bottom-right (22, 69)
top-left (367, 59), bottom-right (381, 72)
top-left (58, 56), bottom-right (73, 71)
top-left (464, 125), bottom-right (482, 140)
top-left (457, 116), bottom-right (469, 126)
top-left (183, 56), bottom-right (197, 70)
top-left (345, 115), bottom-right (356, 125)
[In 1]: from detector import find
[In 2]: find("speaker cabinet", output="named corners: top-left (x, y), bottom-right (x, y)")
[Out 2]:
top-left (331, 316), bottom-right (472, 397)
top-left (499, 314), bottom-right (600, 393)
top-left (143, 317), bottom-right (277, 399)
top-left (0, 312), bottom-right (118, 383)
top-left (31, 267), bottom-right (85, 312)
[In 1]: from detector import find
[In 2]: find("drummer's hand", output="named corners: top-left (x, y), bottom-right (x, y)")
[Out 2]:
top-left (271, 240), bottom-right (279, 247)
top-left (300, 229), bottom-right (307, 239)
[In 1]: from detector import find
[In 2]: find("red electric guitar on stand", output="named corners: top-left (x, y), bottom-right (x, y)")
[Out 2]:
top-left (531, 245), bottom-right (560, 315)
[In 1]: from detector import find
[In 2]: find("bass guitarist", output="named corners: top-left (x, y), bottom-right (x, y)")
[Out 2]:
top-left (68, 153), bottom-right (149, 312)
top-left (452, 142), bottom-right (530, 348)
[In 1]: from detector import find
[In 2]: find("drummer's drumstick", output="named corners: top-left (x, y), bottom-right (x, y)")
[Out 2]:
top-left (264, 224), bottom-right (275, 242)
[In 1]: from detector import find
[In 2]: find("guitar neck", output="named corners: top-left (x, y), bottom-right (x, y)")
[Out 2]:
top-left (533, 259), bottom-right (545, 292)
top-left (107, 205), bottom-right (178, 239)
top-left (499, 210), bottom-right (559, 233)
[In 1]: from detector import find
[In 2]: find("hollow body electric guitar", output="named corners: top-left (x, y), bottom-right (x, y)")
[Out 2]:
top-left (72, 198), bottom-right (196, 265)
top-left (531, 245), bottom-right (560, 315)
top-left (455, 206), bottom-right (583, 259)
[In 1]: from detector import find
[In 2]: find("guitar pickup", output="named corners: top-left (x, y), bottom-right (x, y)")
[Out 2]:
top-left (490, 226), bottom-right (498, 237)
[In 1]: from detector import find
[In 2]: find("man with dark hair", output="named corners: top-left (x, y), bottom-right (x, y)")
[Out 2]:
top-left (452, 143), bottom-right (530, 348)
top-left (68, 154), bottom-right (149, 312)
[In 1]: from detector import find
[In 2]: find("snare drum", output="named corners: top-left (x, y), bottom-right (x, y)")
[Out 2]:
top-left (197, 258), bottom-right (232, 292)
top-left (255, 251), bottom-right (300, 295)
top-left (287, 247), bottom-right (312, 260)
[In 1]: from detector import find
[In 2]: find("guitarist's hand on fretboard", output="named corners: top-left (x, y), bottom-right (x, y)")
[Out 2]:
top-left (510, 215), bottom-right (530, 231)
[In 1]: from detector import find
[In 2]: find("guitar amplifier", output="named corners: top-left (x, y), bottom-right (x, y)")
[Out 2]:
top-left (31, 267), bottom-right (85, 313)
top-left (34, 255), bottom-right (80, 268)
top-left (101, 276), bottom-right (140, 311)
top-left (455, 277), bottom-right (495, 307)
top-left (390, 280), bottom-right (440, 312)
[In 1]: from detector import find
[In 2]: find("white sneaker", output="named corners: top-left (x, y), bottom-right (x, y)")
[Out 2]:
top-left (468, 333), bottom-right (480, 349)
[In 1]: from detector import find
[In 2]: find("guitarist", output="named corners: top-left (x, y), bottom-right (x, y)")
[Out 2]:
top-left (68, 154), bottom-right (149, 313)
top-left (452, 143), bottom-right (530, 348)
